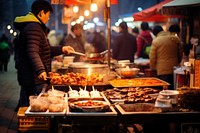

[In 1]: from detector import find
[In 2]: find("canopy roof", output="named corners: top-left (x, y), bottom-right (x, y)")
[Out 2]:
top-left (133, 0), bottom-right (173, 22)
top-left (161, 0), bottom-right (200, 15)
top-left (163, 0), bottom-right (200, 7)
top-left (52, 0), bottom-right (118, 5)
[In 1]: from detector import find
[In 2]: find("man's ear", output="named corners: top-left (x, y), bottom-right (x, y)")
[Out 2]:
top-left (38, 10), bottom-right (44, 18)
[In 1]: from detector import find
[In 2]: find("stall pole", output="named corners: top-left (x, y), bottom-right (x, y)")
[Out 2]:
top-left (106, 0), bottom-right (111, 68)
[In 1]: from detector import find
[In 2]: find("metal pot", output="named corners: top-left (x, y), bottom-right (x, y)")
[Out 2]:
top-left (68, 62), bottom-right (110, 75)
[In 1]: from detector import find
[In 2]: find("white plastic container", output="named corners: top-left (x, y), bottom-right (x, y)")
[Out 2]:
top-left (63, 56), bottom-right (75, 67)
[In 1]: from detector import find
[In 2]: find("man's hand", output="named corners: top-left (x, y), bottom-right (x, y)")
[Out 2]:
top-left (62, 46), bottom-right (75, 54)
top-left (38, 72), bottom-right (47, 81)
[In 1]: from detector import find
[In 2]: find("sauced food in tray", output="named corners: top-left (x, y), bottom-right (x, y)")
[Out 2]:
top-left (72, 100), bottom-right (105, 107)
top-left (69, 100), bottom-right (109, 112)
top-left (103, 87), bottom-right (160, 103)
top-left (109, 78), bottom-right (169, 87)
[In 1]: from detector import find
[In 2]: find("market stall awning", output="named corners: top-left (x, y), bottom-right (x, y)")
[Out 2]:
top-left (133, 0), bottom-right (173, 22)
top-left (51, 0), bottom-right (118, 5)
top-left (163, 0), bottom-right (200, 7)
top-left (161, 0), bottom-right (200, 15)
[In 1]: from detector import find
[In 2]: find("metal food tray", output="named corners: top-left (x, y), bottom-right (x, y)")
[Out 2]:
top-left (115, 103), bottom-right (162, 114)
top-left (109, 77), bottom-right (170, 88)
top-left (67, 92), bottom-right (117, 116)
top-left (25, 106), bottom-right (68, 116)
top-left (66, 106), bottom-right (117, 116)
top-left (52, 82), bottom-right (110, 87)
top-left (53, 85), bottom-right (111, 92)
top-left (25, 95), bottom-right (68, 116)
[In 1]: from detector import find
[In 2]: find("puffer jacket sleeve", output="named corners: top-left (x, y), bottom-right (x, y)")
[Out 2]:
top-left (25, 24), bottom-right (47, 76)
top-left (50, 46), bottom-right (63, 58)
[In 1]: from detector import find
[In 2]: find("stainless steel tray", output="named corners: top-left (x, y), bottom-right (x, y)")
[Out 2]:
top-left (67, 106), bottom-right (117, 116)
top-left (115, 103), bottom-right (162, 114)
top-left (25, 106), bottom-right (67, 116)
top-left (109, 77), bottom-right (170, 88)
top-left (67, 92), bottom-right (117, 116)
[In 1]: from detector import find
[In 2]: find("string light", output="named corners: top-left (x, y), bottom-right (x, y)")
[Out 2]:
top-left (90, 2), bottom-right (97, 12)
top-left (84, 10), bottom-right (90, 16)
top-left (73, 6), bottom-right (79, 13)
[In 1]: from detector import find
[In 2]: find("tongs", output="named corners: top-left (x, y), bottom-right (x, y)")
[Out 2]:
top-left (71, 51), bottom-right (85, 56)
top-left (71, 50), bottom-right (108, 60)
top-left (100, 50), bottom-right (108, 55)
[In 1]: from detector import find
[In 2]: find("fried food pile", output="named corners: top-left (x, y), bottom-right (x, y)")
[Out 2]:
top-left (178, 87), bottom-right (200, 111)
top-left (48, 72), bottom-right (104, 86)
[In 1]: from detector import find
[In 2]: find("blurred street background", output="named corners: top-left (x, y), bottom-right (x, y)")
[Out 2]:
top-left (0, 55), bottom-right (19, 133)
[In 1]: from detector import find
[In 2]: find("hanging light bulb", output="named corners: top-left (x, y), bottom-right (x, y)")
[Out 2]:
top-left (90, 2), bottom-right (97, 12)
top-left (84, 10), bottom-right (90, 17)
top-left (73, 6), bottom-right (79, 13)
top-left (93, 17), bottom-right (99, 23)
top-left (79, 16), bottom-right (84, 21)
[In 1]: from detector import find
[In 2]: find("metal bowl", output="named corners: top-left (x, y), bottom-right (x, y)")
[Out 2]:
top-left (114, 62), bottom-right (136, 69)
top-left (116, 68), bottom-right (140, 78)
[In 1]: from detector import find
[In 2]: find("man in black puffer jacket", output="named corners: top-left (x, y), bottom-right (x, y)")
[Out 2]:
top-left (13, 0), bottom-right (74, 107)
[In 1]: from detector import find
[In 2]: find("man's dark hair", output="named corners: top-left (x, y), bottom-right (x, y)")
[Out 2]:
top-left (141, 22), bottom-right (149, 31)
top-left (169, 24), bottom-right (180, 34)
top-left (71, 24), bottom-right (83, 32)
top-left (119, 22), bottom-right (128, 32)
top-left (31, 0), bottom-right (53, 16)
top-left (132, 27), bottom-right (139, 34)
top-left (152, 25), bottom-right (163, 36)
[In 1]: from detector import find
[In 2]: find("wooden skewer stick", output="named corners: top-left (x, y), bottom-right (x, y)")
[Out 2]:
top-left (52, 85), bottom-right (55, 91)
top-left (92, 86), bottom-right (95, 91)
top-left (68, 85), bottom-right (72, 91)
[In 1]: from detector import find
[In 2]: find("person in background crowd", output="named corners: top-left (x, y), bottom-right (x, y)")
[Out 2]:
top-left (149, 25), bottom-right (182, 90)
top-left (168, 24), bottom-right (185, 65)
top-left (135, 22), bottom-right (153, 59)
top-left (112, 21), bottom-right (137, 62)
top-left (132, 26), bottom-right (139, 37)
top-left (168, 24), bottom-right (181, 36)
top-left (110, 27), bottom-right (118, 52)
top-left (60, 23), bottom-right (85, 62)
top-left (13, 0), bottom-right (74, 108)
top-left (47, 29), bottom-right (59, 46)
top-left (91, 31), bottom-right (107, 53)
top-left (0, 34), bottom-right (11, 72)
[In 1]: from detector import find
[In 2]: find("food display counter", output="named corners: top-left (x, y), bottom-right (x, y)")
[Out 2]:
top-left (20, 69), bottom-right (200, 133)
